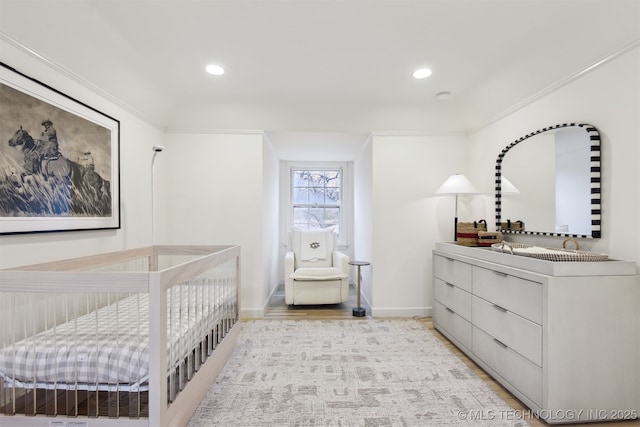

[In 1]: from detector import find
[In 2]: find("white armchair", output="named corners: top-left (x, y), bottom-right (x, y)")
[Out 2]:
top-left (284, 228), bottom-right (350, 305)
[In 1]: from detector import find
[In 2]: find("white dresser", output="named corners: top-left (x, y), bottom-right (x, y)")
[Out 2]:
top-left (433, 242), bottom-right (639, 424)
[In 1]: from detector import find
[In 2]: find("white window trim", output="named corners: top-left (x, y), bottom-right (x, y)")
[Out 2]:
top-left (282, 161), bottom-right (352, 248)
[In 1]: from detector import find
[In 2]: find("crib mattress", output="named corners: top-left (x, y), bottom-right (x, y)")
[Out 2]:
top-left (0, 288), bottom-right (231, 390)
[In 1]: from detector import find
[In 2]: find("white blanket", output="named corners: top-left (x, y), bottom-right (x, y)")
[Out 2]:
top-left (300, 230), bottom-right (328, 261)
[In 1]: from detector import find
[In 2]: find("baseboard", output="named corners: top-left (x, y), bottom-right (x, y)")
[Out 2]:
top-left (239, 282), bottom-right (282, 319)
top-left (371, 306), bottom-right (433, 318)
top-left (240, 307), bottom-right (265, 319)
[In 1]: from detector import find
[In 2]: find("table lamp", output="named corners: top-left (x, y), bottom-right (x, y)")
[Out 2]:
top-left (436, 174), bottom-right (479, 241)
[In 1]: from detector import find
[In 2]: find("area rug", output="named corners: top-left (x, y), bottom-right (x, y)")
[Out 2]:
top-left (187, 319), bottom-right (529, 426)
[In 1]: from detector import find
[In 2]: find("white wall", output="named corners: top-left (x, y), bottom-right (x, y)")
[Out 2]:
top-left (0, 38), bottom-right (162, 269)
top-left (159, 131), bottom-right (271, 317)
top-left (262, 136), bottom-right (281, 306)
top-left (468, 45), bottom-right (640, 264)
top-left (369, 133), bottom-right (470, 317)
top-left (353, 135), bottom-right (373, 305)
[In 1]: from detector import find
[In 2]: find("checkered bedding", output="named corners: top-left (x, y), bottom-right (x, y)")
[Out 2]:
top-left (0, 286), bottom-right (231, 391)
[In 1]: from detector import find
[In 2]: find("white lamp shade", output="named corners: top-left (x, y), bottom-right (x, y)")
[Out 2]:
top-left (501, 176), bottom-right (520, 194)
top-left (436, 174), bottom-right (479, 195)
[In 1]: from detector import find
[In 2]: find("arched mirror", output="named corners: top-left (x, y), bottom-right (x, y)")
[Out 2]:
top-left (495, 123), bottom-right (601, 238)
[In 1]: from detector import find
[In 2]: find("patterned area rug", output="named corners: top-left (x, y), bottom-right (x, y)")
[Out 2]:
top-left (188, 319), bottom-right (529, 426)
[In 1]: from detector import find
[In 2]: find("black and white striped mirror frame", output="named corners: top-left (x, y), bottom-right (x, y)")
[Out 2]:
top-left (495, 123), bottom-right (601, 239)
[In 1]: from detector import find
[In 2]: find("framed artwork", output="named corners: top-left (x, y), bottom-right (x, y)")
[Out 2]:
top-left (0, 62), bottom-right (120, 234)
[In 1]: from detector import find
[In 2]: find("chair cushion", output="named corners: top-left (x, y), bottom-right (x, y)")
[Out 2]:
top-left (290, 267), bottom-right (347, 281)
top-left (299, 230), bottom-right (329, 261)
top-left (291, 228), bottom-right (336, 268)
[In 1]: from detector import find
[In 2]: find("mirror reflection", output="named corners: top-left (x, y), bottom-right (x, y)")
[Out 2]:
top-left (495, 123), bottom-right (600, 238)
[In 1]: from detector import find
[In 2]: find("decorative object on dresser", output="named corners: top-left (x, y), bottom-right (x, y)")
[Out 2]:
top-left (432, 242), bottom-right (639, 424)
top-left (500, 219), bottom-right (525, 232)
top-left (436, 174), bottom-right (479, 241)
top-left (477, 230), bottom-right (503, 247)
top-left (456, 219), bottom-right (487, 246)
top-left (491, 239), bottom-right (609, 262)
top-left (495, 123), bottom-right (601, 238)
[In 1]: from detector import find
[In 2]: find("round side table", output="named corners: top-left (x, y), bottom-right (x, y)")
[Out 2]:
top-left (349, 260), bottom-right (370, 317)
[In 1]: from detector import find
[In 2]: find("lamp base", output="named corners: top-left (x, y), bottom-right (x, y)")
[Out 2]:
top-left (454, 216), bottom-right (458, 241)
top-left (352, 307), bottom-right (366, 317)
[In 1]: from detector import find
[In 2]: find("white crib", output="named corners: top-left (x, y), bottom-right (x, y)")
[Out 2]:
top-left (0, 245), bottom-right (240, 426)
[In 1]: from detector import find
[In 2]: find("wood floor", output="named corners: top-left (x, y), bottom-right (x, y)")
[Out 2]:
top-left (257, 284), bottom-right (640, 427)
top-left (262, 283), bottom-right (371, 320)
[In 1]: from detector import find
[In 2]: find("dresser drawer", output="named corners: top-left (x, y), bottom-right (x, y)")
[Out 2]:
top-left (433, 255), bottom-right (472, 292)
top-left (434, 278), bottom-right (472, 321)
top-left (472, 266), bottom-right (542, 324)
top-left (472, 295), bottom-right (541, 366)
top-left (434, 301), bottom-right (472, 350)
top-left (473, 326), bottom-right (542, 407)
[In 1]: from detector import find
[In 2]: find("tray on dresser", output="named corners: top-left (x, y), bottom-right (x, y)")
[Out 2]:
top-left (491, 241), bottom-right (609, 262)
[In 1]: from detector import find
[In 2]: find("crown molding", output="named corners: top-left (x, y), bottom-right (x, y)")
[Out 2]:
top-left (472, 38), bottom-right (640, 133)
top-left (370, 130), bottom-right (469, 137)
top-left (164, 127), bottom-right (265, 135)
top-left (0, 31), bottom-right (163, 130)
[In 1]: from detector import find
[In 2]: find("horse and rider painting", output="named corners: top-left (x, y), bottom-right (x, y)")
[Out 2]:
top-left (7, 122), bottom-right (112, 216)
top-left (0, 72), bottom-right (116, 223)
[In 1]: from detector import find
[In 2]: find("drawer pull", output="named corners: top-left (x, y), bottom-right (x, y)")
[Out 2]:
top-left (492, 304), bottom-right (508, 313)
top-left (494, 271), bottom-right (508, 277)
top-left (445, 307), bottom-right (455, 314)
top-left (445, 282), bottom-right (454, 287)
top-left (493, 338), bottom-right (508, 348)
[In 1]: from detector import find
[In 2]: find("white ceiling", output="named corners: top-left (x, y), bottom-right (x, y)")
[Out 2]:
top-left (1, 0), bottom-right (639, 156)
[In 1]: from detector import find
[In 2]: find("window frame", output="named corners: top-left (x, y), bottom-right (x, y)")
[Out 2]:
top-left (284, 161), bottom-right (351, 248)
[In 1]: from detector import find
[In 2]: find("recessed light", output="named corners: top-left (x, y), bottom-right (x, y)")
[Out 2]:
top-left (436, 91), bottom-right (452, 100)
top-left (205, 64), bottom-right (225, 76)
top-left (413, 68), bottom-right (432, 79)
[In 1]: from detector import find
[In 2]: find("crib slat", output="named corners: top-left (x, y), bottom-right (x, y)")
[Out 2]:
top-left (87, 293), bottom-right (99, 418)
top-left (43, 293), bottom-right (55, 416)
top-left (128, 389), bottom-right (140, 419)
top-left (108, 387), bottom-right (119, 419)
top-left (186, 282), bottom-right (194, 381)
top-left (0, 380), bottom-right (9, 415)
top-left (0, 292), bottom-right (11, 414)
top-left (107, 293), bottom-right (119, 419)
top-left (167, 284), bottom-right (177, 403)
top-left (128, 292), bottom-right (142, 419)
top-left (66, 388), bottom-right (78, 417)
top-left (25, 293), bottom-right (37, 416)
top-left (68, 293), bottom-right (79, 417)
top-left (0, 374), bottom-right (5, 414)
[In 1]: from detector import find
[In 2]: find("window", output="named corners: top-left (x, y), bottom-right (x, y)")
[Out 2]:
top-left (283, 161), bottom-right (351, 247)
top-left (291, 168), bottom-right (342, 234)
